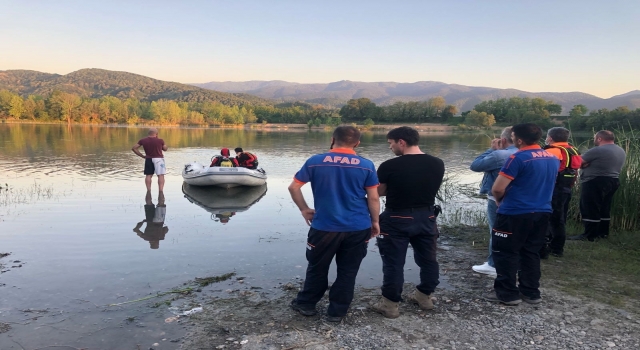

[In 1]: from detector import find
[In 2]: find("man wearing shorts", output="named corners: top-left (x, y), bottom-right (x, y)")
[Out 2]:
top-left (133, 191), bottom-right (169, 249)
top-left (132, 128), bottom-right (168, 191)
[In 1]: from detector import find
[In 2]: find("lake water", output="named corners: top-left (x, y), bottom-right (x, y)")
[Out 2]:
top-left (0, 124), bottom-right (490, 349)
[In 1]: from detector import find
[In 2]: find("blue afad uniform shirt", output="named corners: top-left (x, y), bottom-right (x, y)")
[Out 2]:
top-left (497, 145), bottom-right (558, 215)
top-left (294, 148), bottom-right (379, 232)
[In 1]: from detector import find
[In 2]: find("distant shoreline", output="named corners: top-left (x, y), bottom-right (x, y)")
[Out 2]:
top-left (0, 120), bottom-right (462, 133)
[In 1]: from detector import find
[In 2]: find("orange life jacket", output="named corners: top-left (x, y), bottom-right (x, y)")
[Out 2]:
top-left (544, 144), bottom-right (582, 188)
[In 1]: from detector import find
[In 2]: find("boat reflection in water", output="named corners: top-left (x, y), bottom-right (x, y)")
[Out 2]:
top-left (182, 183), bottom-right (267, 224)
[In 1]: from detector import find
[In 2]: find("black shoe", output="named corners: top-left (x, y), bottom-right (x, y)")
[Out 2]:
top-left (567, 234), bottom-right (588, 241)
top-left (290, 299), bottom-right (317, 316)
top-left (482, 292), bottom-right (521, 306)
top-left (551, 251), bottom-right (564, 258)
top-left (325, 314), bottom-right (343, 322)
top-left (520, 293), bottom-right (542, 304)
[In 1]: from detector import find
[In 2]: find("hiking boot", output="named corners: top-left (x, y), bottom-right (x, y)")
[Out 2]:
top-left (325, 314), bottom-right (343, 323)
top-left (406, 289), bottom-right (434, 310)
top-left (289, 299), bottom-right (317, 316)
top-left (482, 291), bottom-right (521, 306)
top-left (520, 293), bottom-right (542, 304)
top-left (370, 296), bottom-right (400, 319)
top-left (472, 262), bottom-right (497, 277)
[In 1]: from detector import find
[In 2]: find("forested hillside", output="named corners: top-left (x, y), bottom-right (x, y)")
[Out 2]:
top-left (0, 69), bottom-right (270, 106)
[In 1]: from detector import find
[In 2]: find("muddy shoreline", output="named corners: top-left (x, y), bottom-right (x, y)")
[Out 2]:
top-left (180, 227), bottom-right (640, 350)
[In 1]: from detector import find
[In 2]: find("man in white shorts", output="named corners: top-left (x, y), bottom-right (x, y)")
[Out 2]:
top-left (132, 128), bottom-right (168, 191)
top-left (134, 191), bottom-right (169, 249)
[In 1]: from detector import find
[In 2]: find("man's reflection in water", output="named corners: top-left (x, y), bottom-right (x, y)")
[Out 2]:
top-left (133, 191), bottom-right (168, 249)
top-left (214, 211), bottom-right (236, 224)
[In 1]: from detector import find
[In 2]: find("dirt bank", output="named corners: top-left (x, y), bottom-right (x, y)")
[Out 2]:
top-left (180, 227), bottom-right (640, 350)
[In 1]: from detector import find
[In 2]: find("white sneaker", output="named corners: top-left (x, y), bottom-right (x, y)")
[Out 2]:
top-left (472, 262), bottom-right (496, 276)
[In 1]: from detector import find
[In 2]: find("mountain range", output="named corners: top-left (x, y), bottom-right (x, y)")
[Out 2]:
top-left (1, 68), bottom-right (638, 113)
top-left (194, 80), bottom-right (640, 113)
top-left (0, 69), bottom-right (270, 106)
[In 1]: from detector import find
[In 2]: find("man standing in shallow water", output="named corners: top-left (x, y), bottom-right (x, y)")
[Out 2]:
top-left (132, 128), bottom-right (168, 192)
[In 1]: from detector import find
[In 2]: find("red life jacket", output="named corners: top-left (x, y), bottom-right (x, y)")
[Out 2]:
top-left (239, 152), bottom-right (258, 169)
top-left (543, 144), bottom-right (582, 188)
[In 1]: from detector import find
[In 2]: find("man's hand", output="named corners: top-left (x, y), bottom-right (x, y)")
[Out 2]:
top-left (301, 208), bottom-right (315, 226)
top-left (289, 179), bottom-right (315, 225)
top-left (132, 143), bottom-right (145, 159)
top-left (370, 221), bottom-right (380, 238)
top-left (490, 138), bottom-right (502, 150)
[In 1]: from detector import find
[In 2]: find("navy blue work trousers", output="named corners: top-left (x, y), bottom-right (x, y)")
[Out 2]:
top-left (548, 188), bottom-right (572, 254)
top-left (294, 227), bottom-right (370, 317)
top-left (492, 212), bottom-right (549, 302)
top-left (376, 208), bottom-right (439, 302)
top-left (580, 177), bottom-right (620, 240)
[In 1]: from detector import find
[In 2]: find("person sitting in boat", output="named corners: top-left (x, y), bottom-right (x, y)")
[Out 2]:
top-left (210, 148), bottom-right (239, 167)
top-left (234, 147), bottom-right (259, 169)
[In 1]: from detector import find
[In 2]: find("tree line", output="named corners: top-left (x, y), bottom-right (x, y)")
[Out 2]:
top-left (1, 88), bottom-right (638, 131)
top-left (566, 105), bottom-right (640, 131)
top-left (0, 90), bottom-right (337, 126)
top-left (338, 97), bottom-right (459, 124)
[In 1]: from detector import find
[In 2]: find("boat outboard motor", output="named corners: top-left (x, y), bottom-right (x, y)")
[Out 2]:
top-left (184, 162), bottom-right (204, 174)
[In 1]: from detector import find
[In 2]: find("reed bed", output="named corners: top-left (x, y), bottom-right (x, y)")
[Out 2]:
top-left (0, 182), bottom-right (55, 207)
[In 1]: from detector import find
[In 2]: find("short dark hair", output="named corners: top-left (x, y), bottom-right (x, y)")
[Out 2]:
top-left (512, 123), bottom-right (542, 146)
top-left (386, 126), bottom-right (419, 146)
top-left (596, 130), bottom-right (615, 142)
top-left (234, 147), bottom-right (243, 153)
top-left (332, 126), bottom-right (361, 147)
top-left (547, 127), bottom-right (570, 142)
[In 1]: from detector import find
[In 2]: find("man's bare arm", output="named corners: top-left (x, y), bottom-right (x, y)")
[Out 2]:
top-left (377, 183), bottom-right (387, 196)
top-left (491, 175), bottom-right (512, 205)
top-left (288, 180), bottom-right (315, 226)
top-left (366, 187), bottom-right (381, 237)
top-left (132, 143), bottom-right (145, 158)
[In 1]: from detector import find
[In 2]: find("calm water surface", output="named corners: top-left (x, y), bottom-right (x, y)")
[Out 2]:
top-left (0, 124), bottom-right (491, 349)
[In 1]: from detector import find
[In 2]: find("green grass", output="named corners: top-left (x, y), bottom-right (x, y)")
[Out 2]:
top-left (542, 228), bottom-right (640, 310)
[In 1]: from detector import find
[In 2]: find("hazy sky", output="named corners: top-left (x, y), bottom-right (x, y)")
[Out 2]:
top-left (1, 0), bottom-right (638, 98)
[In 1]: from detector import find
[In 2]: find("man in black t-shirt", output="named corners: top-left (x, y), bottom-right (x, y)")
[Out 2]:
top-left (370, 126), bottom-right (445, 319)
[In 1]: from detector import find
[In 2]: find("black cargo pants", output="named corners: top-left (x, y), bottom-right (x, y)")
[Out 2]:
top-left (294, 227), bottom-right (370, 317)
top-left (376, 207), bottom-right (439, 302)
